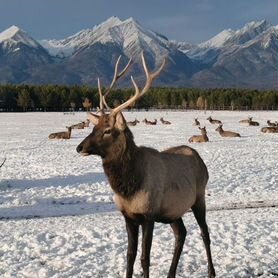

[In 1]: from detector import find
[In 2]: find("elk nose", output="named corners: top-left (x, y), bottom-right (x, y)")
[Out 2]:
top-left (76, 144), bottom-right (83, 153)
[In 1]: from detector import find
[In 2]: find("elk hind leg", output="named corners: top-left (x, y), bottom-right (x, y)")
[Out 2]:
top-left (167, 218), bottom-right (187, 278)
top-left (191, 198), bottom-right (216, 278)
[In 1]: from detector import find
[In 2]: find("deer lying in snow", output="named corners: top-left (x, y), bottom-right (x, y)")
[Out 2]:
top-left (127, 119), bottom-right (140, 126)
top-left (76, 52), bottom-right (215, 278)
top-left (71, 121), bottom-right (86, 129)
top-left (267, 120), bottom-right (278, 127)
top-left (84, 119), bottom-right (90, 127)
top-left (248, 118), bottom-right (260, 126)
top-left (215, 124), bottom-right (240, 138)
top-left (48, 126), bottom-right (72, 139)
top-left (160, 117), bottom-right (171, 125)
top-left (189, 126), bottom-right (209, 143)
top-left (143, 118), bottom-right (157, 125)
top-left (261, 126), bottom-right (278, 133)
top-left (207, 116), bottom-right (222, 124)
top-left (193, 118), bottom-right (200, 126)
top-left (239, 117), bottom-right (251, 124)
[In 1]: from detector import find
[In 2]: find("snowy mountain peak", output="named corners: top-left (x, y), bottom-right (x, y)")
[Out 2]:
top-left (199, 29), bottom-right (235, 49)
top-left (240, 20), bottom-right (270, 32)
top-left (0, 25), bottom-right (39, 48)
top-left (40, 16), bottom-right (169, 59)
top-left (0, 25), bottom-right (20, 42)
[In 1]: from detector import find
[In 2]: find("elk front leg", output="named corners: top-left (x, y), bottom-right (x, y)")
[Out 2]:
top-left (125, 216), bottom-right (139, 278)
top-left (141, 220), bottom-right (154, 278)
top-left (168, 218), bottom-right (187, 278)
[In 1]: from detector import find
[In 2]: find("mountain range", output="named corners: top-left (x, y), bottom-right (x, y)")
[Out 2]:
top-left (0, 17), bottom-right (277, 88)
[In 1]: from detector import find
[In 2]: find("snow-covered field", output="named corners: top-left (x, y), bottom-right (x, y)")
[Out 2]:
top-left (0, 110), bottom-right (277, 278)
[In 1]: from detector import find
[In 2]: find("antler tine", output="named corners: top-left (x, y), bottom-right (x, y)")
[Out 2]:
top-left (97, 77), bottom-right (105, 115)
top-left (99, 56), bottom-right (132, 110)
top-left (141, 51), bottom-right (166, 96)
top-left (112, 52), bottom-right (166, 115)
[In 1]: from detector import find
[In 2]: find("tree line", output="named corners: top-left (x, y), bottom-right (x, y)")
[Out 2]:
top-left (0, 84), bottom-right (277, 112)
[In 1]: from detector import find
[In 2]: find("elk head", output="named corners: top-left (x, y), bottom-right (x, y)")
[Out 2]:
top-left (77, 52), bottom-right (166, 160)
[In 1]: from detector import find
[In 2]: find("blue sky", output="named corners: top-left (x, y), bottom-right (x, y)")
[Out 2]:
top-left (0, 0), bottom-right (277, 43)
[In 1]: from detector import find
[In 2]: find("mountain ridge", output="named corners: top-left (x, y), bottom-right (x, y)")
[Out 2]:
top-left (0, 17), bottom-right (277, 88)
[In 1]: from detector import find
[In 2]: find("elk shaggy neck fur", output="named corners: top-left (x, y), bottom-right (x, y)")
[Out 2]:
top-left (103, 126), bottom-right (144, 199)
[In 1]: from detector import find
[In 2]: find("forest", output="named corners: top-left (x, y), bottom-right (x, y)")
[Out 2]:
top-left (0, 84), bottom-right (278, 112)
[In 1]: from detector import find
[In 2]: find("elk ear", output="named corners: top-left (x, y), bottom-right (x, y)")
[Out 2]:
top-left (114, 112), bottom-right (126, 131)
top-left (87, 112), bottom-right (99, 125)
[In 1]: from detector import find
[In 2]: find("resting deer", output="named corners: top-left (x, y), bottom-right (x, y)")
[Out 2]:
top-left (267, 120), bottom-right (278, 127)
top-left (189, 126), bottom-right (209, 143)
top-left (207, 116), bottom-right (222, 124)
top-left (143, 118), bottom-right (157, 125)
top-left (193, 118), bottom-right (200, 126)
top-left (215, 124), bottom-right (240, 138)
top-left (71, 121), bottom-right (86, 129)
top-left (127, 119), bottom-right (140, 126)
top-left (48, 126), bottom-right (72, 139)
top-left (84, 119), bottom-right (90, 127)
top-left (239, 117), bottom-right (251, 124)
top-left (160, 117), bottom-right (171, 125)
top-left (76, 52), bottom-right (215, 278)
top-left (248, 118), bottom-right (260, 126)
top-left (261, 126), bottom-right (278, 133)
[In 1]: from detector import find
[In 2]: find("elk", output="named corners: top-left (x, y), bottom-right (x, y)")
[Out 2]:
top-left (127, 119), bottom-right (140, 126)
top-left (215, 124), bottom-right (240, 138)
top-left (248, 118), bottom-right (260, 126)
top-left (189, 126), bottom-right (209, 143)
top-left (143, 118), bottom-right (157, 125)
top-left (207, 116), bottom-right (222, 124)
top-left (84, 119), bottom-right (90, 127)
top-left (261, 126), bottom-right (278, 133)
top-left (71, 121), bottom-right (86, 129)
top-left (48, 126), bottom-right (72, 139)
top-left (193, 118), bottom-right (200, 126)
top-left (76, 52), bottom-right (215, 278)
top-left (267, 120), bottom-right (278, 127)
top-left (160, 117), bottom-right (171, 125)
top-left (239, 117), bottom-right (251, 124)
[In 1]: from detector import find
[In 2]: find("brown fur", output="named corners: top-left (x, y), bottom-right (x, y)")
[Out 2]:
top-left (215, 124), bottom-right (240, 137)
top-left (160, 117), bottom-right (171, 125)
top-left (143, 118), bottom-right (157, 125)
top-left (207, 116), bottom-right (222, 124)
top-left (48, 126), bottom-right (72, 139)
top-left (261, 126), bottom-right (278, 133)
top-left (127, 119), bottom-right (140, 126)
top-left (189, 126), bottom-right (209, 143)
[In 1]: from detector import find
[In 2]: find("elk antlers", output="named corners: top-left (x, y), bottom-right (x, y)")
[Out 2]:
top-left (111, 52), bottom-right (166, 115)
top-left (96, 51), bottom-right (166, 116)
top-left (97, 55), bottom-right (132, 114)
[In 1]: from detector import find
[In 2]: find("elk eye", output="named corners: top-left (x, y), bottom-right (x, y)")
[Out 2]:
top-left (104, 129), bottom-right (112, 136)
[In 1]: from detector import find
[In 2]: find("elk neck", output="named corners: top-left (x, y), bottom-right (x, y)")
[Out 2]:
top-left (102, 127), bottom-right (143, 199)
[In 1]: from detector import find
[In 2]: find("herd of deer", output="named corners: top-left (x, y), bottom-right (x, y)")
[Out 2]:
top-left (189, 116), bottom-right (278, 143)
top-left (48, 119), bottom-right (90, 139)
top-left (46, 51), bottom-right (277, 278)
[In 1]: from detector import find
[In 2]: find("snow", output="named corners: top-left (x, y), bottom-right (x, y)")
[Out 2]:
top-left (0, 110), bottom-right (278, 277)
top-left (0, 25), bottom-right (39, 48)
top-left (39, 16), bottom-right (169, 59)
top-left (198, 29), bottom-right (235, 49)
